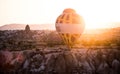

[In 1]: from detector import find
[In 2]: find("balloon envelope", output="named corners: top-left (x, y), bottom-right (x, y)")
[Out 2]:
top-left (55, 8), bottom-right (85, 49)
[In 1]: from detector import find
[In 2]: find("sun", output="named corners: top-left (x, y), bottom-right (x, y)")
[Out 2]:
top-left (82, 15), bottom-right (110, 30)
top-left (85, 22), bottom-right (106, 29)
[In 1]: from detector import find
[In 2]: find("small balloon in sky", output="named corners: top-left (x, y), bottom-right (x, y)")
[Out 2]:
top-left (55, 8), bottom-right (85, 49)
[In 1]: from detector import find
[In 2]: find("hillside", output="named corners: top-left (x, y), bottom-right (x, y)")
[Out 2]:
top-left (0, 23), bottom-right (55, 30)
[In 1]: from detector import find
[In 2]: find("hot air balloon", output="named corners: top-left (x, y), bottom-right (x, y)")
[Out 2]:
top-left (55, 8), bottom-right (85, 49)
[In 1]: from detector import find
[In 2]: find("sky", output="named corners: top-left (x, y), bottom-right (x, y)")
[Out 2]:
top-left (0, 0), bottom-right (120, 29)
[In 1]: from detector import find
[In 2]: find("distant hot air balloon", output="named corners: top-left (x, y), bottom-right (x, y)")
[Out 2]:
top-left (55, 8), bottom-right (85, 49)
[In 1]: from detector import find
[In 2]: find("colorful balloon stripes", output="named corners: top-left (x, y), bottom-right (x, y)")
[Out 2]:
top-left (55, 8), bottom-right (85, 50)
top-left (59, 33), bottom-right (81, 49)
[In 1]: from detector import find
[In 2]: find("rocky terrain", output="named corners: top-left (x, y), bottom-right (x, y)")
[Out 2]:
top-left (0, 46), bottom-right (120, 74)
top-left (0, 26), bottom-right (120, 74)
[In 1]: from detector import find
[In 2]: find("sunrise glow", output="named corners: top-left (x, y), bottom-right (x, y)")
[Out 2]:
top-left (0, 0), bottom-right (120, 29)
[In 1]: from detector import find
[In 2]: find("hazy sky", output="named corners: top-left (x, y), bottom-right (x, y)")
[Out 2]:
top-left (0, 0), bottom-right (120, 29)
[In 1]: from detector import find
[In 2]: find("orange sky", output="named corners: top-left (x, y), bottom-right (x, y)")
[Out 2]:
top-left (0, 0), bottom-right (120, 29)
